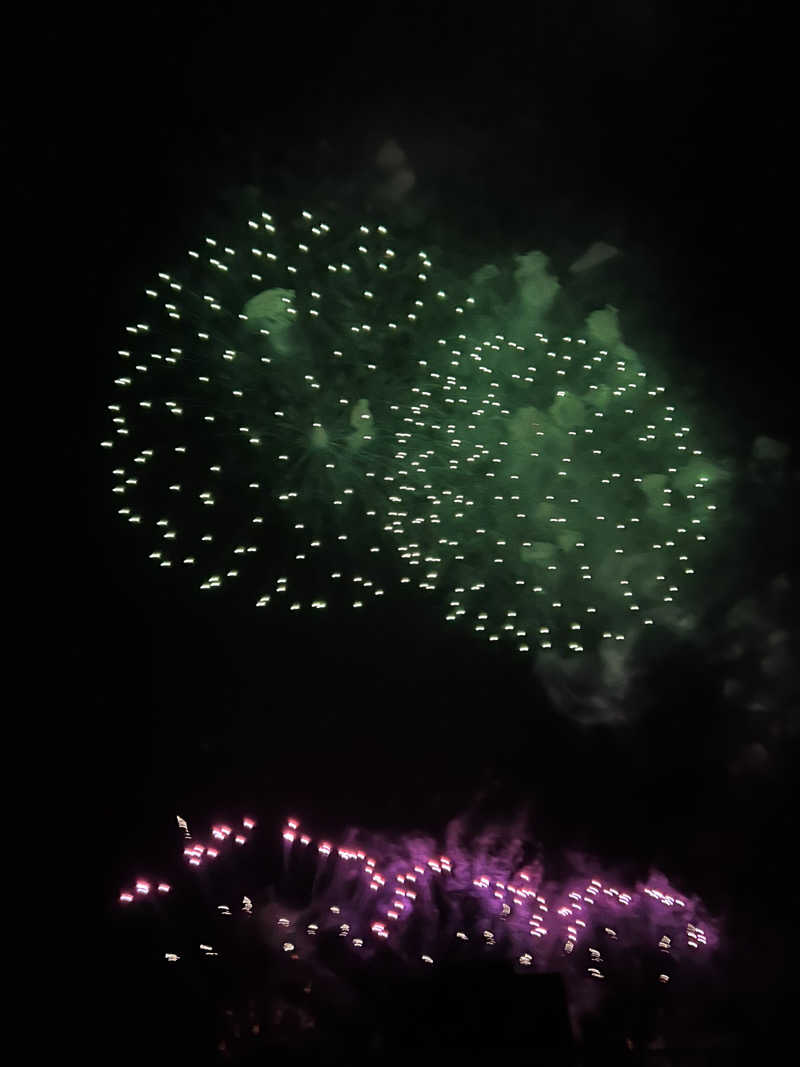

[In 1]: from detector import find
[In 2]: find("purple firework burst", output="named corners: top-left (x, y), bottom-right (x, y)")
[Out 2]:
top-left (117, 805), bottom-right (720, 1055)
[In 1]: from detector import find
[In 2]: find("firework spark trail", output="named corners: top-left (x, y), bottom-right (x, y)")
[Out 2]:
top-left (118, 810), bottom-right (718, 1000)
top-left (103, 202), bottom-right (731, 660)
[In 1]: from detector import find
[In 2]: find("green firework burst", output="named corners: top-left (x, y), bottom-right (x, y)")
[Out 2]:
top-left (103, 201), bottom-right (731, 656)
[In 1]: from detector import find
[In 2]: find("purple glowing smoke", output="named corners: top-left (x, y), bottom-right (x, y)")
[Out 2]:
top-left (119, 807), bottom-right (718, 1001)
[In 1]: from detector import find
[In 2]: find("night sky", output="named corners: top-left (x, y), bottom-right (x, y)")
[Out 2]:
top-left (57, 2), bottom-right (798, 1061)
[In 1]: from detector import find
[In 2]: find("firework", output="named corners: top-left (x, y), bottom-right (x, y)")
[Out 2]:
top-left (117, 808), bottom-right (719, 1055)
top-left (103, 200), bottom-right (730, 658)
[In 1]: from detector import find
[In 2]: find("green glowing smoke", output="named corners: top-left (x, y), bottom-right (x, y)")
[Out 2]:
top-left (104, 199), bottom-right (731, 658)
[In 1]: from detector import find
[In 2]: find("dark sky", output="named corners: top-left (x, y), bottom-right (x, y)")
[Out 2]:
top-left (49, 1), bottom-right (797, 1057)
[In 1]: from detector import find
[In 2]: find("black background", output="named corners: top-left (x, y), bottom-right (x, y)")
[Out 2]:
top-left (39, 2), bottom-right (798, 1061)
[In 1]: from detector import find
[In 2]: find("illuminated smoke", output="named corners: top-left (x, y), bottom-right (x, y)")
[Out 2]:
top-left (103, 199), bottom-right (731, 671)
